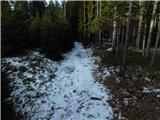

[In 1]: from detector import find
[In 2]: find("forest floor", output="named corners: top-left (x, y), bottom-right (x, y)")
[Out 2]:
top-left (93, 44), bottom-right (160, 120)
top-left (2, 42), bottom-right (160, 120)
top-left (1, 42), bottom-right (113, 120)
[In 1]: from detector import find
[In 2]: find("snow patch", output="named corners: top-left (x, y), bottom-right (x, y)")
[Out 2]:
top-left (143, 87), bottom-right (160, 93)
top-left (144, 77), bottom-right (150, 82)
top-left (103, 68), bottom-right (110, 80)
top-left (107, 48), bottom-right (113, 52)
top-left (2, 42), bottom-right (113, 120)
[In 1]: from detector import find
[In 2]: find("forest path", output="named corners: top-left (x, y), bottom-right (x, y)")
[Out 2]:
top-left (2, 42), bottom-right (113, 120)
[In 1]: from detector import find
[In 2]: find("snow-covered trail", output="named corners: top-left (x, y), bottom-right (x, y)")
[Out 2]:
top-left (2, 42), bottom-right (113, 120)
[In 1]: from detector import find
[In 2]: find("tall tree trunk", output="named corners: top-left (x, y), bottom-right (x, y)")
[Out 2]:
top-left (63, 0), bottom-right (66, 17)
top-left (116, 27), bottom-right (120, 61)
top-left (98, 1), bottom-right (101, 46)
top-left (96, 0), bottom-right (99, 17)
top-left (132, 24), bottom-right (136, 46)
top-left (112, 6), bottom-right (117, 48)
top-left (136, 0), bottom-right (144, 49)
top-left (154, 14), bottom-right (157, 28)
top-left (149, 15), bottom-right (160, 68)
top-left (83, 1), bottom-right (86, 47)
top-left (142, 19), bottom-right (147, 56)
top-left (121, 25), bottom-right (125, 44)
top-left (96, 0), bottom-right (99, 45)
top-left (122, 1), bottom-right (133, 71)
top-left (145, 0), bottom-right (158, 57)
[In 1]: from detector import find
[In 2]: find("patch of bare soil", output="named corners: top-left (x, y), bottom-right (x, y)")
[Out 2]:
top-left (103, 67), bottom-right (160, 120)
top-left (92, 44), bottom-right (160, 120)
top-left (1, 72), bottom-right (22, 120)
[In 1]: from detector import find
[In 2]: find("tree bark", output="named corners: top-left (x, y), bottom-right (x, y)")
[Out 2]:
top-left (96, 0), bottom-right (99, 45)
top-left (154, 14), bottom-right (157, 28)
top-left (96, 0), bottom-right (99, 17)
top-left (63, 0), bottom-right (66, 17)
top-left (142, 19), bottom-right (147, 56)
top-left (136, 1), bottom-right (144, 49)
top-left (112, 6), bottom-right (117, 48)
top-left (145, 0), bottom-right (158, 57)
top-left (83, 1), bottom-right (86, 46)
top-left (98, 1), bottom-right (101, 46)
top-left (121, 1), bottom-right (133, 71)
top-left (116, 27), bottom-right (120, 61)
top-left (132, 24), bottom-right (136, 46)
top-left (121, 25), bottom-right (125, 44)
top-left (149, 15), bottom-right (160, 68)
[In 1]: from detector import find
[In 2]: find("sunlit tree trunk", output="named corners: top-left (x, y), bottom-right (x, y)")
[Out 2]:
top-left (136, 0), bottom-right (144, 49)
top-left (146, 0), bottom-right (158, 57)
top-left (150, 15), bottom-right (160, 68)
top-left (154, 14), bottom-right (157, 28)
top-left (112, 6), bottom-right (117, 48)
top-left (142, 19), bottom-right (147, 56)
top-left (122, 1), bottom-right (133, 71)
top-left (96, 0), bottom-right (98, 17)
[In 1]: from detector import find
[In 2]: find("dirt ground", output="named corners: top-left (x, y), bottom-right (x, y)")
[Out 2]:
top-left (1, 72), bottom-right (22, 120)
top-left (2, 44), bottom-right (160, 120)
top-left (93, 44), bottom-right (160, 120)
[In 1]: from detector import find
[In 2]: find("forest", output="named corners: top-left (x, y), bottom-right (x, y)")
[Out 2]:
top-left (1, 0), bottom-right (160, 120)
